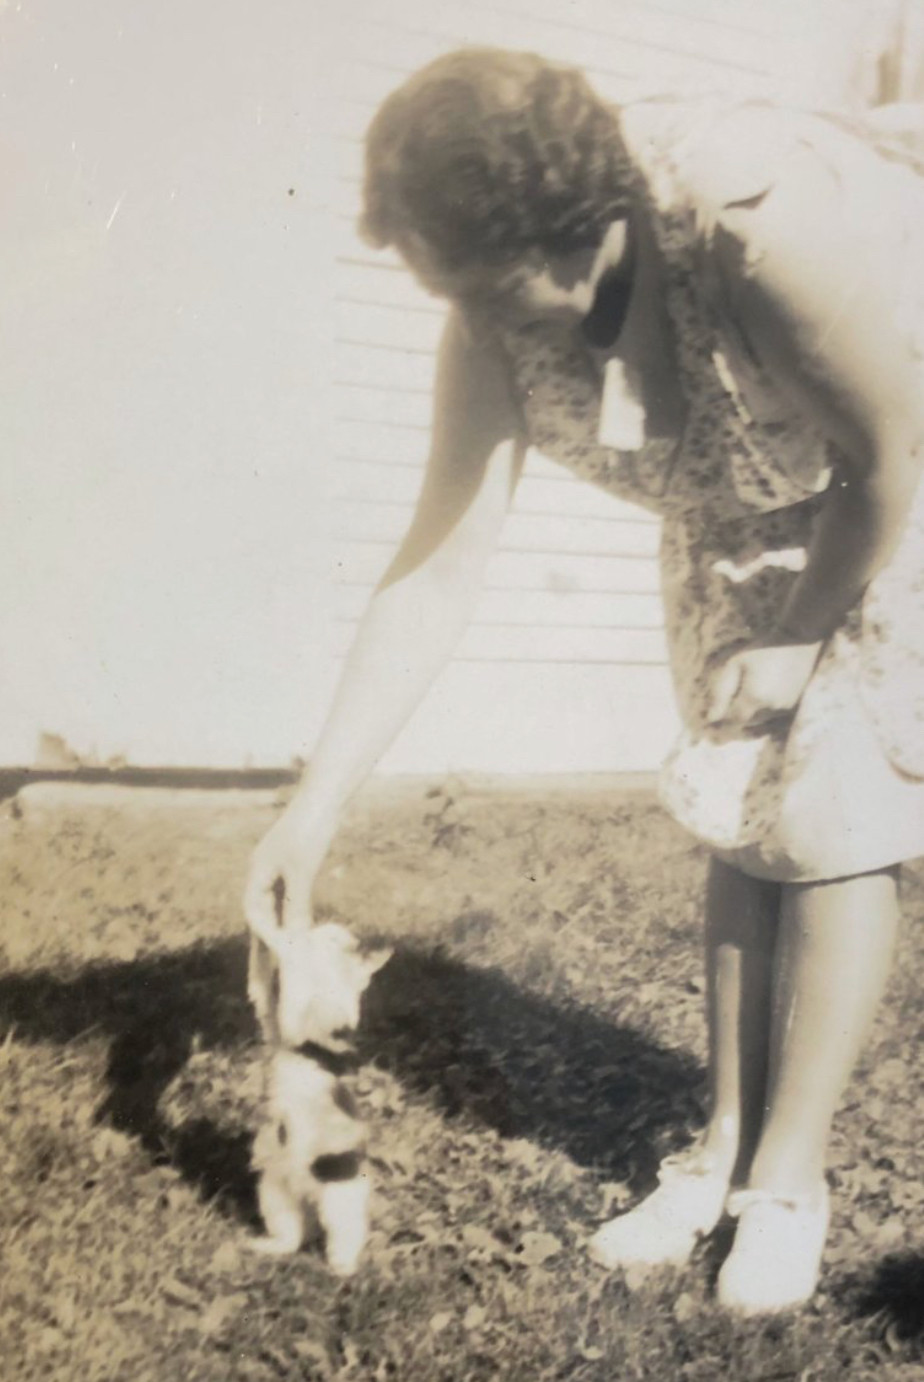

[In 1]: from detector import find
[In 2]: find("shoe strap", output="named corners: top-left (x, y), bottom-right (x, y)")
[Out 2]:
top-left (726, 1186), bottom-right (824, 1218)
top-left (657, 1148), bottom-right (719, 1184)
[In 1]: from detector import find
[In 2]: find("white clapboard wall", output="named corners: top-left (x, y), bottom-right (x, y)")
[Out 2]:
top-left (325, 0), bottom-right (907, 775)
top-left (1, 1), bottom-right (912, 773)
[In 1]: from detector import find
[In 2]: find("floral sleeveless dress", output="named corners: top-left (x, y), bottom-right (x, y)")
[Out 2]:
top-left (495, 99), bottom-right (924, 881)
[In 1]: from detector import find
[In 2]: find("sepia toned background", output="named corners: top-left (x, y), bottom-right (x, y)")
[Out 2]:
top-left (2, 0), bottom-right (922, 774)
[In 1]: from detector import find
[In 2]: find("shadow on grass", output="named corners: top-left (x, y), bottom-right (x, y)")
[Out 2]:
top-left (363, 942), bottom-right (704, 1188)
top-left (0, 932), bottom-right (703, 1220)
top-left (0, 937), bottom-right (259, 1222)
top-left (853, 1252), bottom-right (924, 1347)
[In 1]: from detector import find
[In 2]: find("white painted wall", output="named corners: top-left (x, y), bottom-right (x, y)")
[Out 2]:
top-left (1, 1), bottom-right (915, 772)
top-left (0, 0), bottom-right (341, 767)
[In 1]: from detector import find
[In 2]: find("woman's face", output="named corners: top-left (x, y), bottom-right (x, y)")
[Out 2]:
top-left (403, 219), bottom-right (631, 326)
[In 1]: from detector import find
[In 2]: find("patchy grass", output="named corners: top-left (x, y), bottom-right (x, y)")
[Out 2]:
top-left (0, 778), bottom-right (922, 1382)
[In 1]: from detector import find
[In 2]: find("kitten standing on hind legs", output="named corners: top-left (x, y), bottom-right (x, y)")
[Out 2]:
top-left (256, 1171), bottom-right (371, 1278)
top-left (246, 922), bottom-right (390, 1274)
top-left (251, 1047), bottom-right (372, 1274)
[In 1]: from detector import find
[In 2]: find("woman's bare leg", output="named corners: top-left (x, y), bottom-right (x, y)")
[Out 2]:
top-left (701, 859), bottom-right (780, 1184)
top-left (746, 867), bottom-right (900, 1196)
top-left (588, 858), bottom-right (779, 1269)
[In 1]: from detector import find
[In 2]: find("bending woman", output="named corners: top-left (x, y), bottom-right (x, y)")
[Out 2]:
top-left (245, 49), bottom-right (924, 1314)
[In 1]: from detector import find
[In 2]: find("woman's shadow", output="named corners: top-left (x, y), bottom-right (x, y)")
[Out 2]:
top-left (0, 937), bottom-right (261, 1221)
top-left (0, 926), bottom-right (704, 1223)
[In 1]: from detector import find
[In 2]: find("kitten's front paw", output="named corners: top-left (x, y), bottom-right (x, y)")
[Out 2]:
top-left (247, 934), bottom-right (280, 1044)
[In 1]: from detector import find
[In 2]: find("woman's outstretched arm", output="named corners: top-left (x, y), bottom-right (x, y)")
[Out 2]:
top-left (244, 309), bottom-right (525, 938)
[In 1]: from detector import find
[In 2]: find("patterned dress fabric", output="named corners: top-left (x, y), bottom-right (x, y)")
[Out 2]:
top-left (494, 100), bottom-right (924, 880)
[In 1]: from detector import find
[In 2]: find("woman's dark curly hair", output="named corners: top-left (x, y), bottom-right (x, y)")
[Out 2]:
top-left (361, 48), bottom-right (638, 275)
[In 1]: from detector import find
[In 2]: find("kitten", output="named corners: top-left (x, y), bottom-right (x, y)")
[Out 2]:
top-left (251, 1046), bottom-right (370, 1274)
top-left (248, 922), bottom-right (390, 1274)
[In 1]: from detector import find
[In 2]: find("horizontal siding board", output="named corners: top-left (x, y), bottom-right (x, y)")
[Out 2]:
top-left (333, 620), bottom-right (668, 663)
top-left (334, 385), bottom-right (433, 429)
top-left (335, 28), bottom-right (458, 81)
top-left (459, 0), bottom-right (775, 40)
top-left (462, 623), bottom-right (668, 663)
top-left (339, 0), bottom-right (777, 64)
top-left (455, 0), bottom-right (767, 70)
top-left (327, 98), bottom-right (382, 141)
top-left (454, 0), bottom-right (778, 51)
top-left (332, 342), bottom-right (438, 392)
top-left (334, 299), bottom-right (446, 353)
top-left (485, 550), bottom-right (661, 594)
top-left (335, 584), bottom-right (665, 628)
top-left (335, 240), bottom-right (406, 274)
top-left (504, 511), bottom-right (659, 558)
top-left (332, 542), bottom-right (392, 588)
top-left (342, 3), bottom-right (766, 80)
top-left (335, 259), bottom-right (445, 314)
top-left (336, 456), bottom-right (661, 525)
top-left (336, 502), bottom-right (660, 557)
top-left (335, 424), bottom-right (430, 468)
top-left (333, 542), bottom-right (661, 593)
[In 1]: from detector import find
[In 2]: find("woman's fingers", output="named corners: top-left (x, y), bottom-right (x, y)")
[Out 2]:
top-left (706, 658), bottom-right (743, 725)
top-left (247, 932), bottom-right (281, 1043)
top-left (707, 643), bottom-right (822, 731)
top-left (276, 868), bottom-right (313, 932)
top-left (243, 826), bottom-right (315, 944)
top-left (243, 856), bottom-right (282, 943)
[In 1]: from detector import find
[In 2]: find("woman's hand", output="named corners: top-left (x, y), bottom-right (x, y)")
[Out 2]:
top-left (244, 804), bottom-right (320, 940)
top-left (244, 803), bottom-right (324, 1042)
top-left (706, 639), bottom-right (823, 732)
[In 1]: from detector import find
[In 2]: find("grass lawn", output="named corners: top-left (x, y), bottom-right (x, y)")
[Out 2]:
top-left (0, 778), bottom-right (922, 1381)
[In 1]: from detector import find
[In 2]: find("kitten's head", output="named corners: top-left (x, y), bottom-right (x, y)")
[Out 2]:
top-left (270, 922), bottom-right (391, 1049)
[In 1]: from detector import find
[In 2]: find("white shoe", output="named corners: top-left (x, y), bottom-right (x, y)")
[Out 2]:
top-left (589, 1150), bottom-right (730, 1271)
top-left (717, 1184), bottom-right (830, 1315)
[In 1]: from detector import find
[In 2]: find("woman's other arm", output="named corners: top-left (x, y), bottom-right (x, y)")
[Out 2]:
top-left (706, 141), bottom-right (924, 727)
top-left (715, 145), bottom-right (924, 638)
top-left (245, 309), bottom-right (525, 936)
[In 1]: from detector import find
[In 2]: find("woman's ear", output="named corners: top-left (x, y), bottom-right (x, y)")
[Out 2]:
top-left (324, 923), bottom-right (360, 952)
top-left (593, 217), bottom-right (632, 283)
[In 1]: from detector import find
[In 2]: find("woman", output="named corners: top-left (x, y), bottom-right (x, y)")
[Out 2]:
top-left (245, 49), bottom-right (924, 1313)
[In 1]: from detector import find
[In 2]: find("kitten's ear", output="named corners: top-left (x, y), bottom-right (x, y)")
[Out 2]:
top-left (363, 947), bottom-right (393, 980)
top-left (324, 923), bottom-right (360, 951)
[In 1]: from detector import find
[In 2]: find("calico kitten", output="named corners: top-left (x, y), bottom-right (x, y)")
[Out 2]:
top-left (251, 1045), bottom-right (370, 1274)
top-left (248, 922), bottom-right (390, 1274)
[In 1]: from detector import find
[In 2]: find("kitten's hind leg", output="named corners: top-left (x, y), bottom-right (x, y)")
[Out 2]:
top-left (250, 1168), bottom-right (305, 1255)
top-left (318, 1170), bottom-right (371, 1277)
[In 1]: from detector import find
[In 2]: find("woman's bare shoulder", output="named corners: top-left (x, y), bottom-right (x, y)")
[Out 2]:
top-left (676, 102), bottom-right (816, 215)
top-left (705, 127), bottom-right (924, 455)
